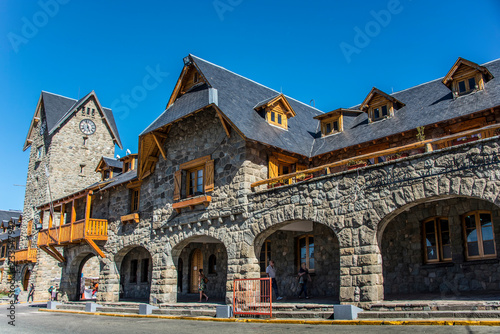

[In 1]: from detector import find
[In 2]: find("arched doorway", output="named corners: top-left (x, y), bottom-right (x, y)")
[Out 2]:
top-left (254, 220), bottom-right (340, 300)
top-left (117, 246), bottom-right (152, 301)
top-left (380, 196), bottom-right (500, 300)
top-left (22, 268), bottom-right (30, 291)
top-left (172, 235), bottom-right (228, 302)
top-left (76, 254), bottom-right (99, 300)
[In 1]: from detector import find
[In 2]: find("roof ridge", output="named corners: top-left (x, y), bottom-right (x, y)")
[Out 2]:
top-left (190, 55), bottom-right (324, 113)
top-left (41, 90), bottom-right (77, 101)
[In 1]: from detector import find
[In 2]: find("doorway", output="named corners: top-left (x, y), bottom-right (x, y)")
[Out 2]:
top-left (190, 249), bottom-right (203, 293)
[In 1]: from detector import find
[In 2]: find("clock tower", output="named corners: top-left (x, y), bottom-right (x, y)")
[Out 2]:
top-left (18, 91), bottom-right (122, 297)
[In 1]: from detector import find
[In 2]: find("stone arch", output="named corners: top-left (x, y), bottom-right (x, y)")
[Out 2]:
top-left (376, 194), bottom-right (500, 246)
top-left (379, 195), bottom-right (500, 298)
top-left (115, 245), bottom-right (153, 301)
top-left (253, 219), bottom-right (341, 300)
top-left (171, 233), bottom-right (229, 301)
top-left (60, 245), bottom-right (101, 301)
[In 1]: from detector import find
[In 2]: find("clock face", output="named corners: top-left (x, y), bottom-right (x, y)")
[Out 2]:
top-left (79, 119), bottom-right (96, 135)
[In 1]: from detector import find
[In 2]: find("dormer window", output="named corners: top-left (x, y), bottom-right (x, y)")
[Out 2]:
top-left (314, 108), bottom-right (361, 137)
top-left (254, 93), bottom-right (296, 130)
top-left (442, 57), bottom-right (493, 97)
top-left (360, 88), bottom-right (404, 123)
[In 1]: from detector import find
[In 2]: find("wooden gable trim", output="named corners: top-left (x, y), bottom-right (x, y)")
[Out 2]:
top-left (166, 65), bottom-right (189, 110)
top-left (23, 94), bottom-right (44, 151)
top-left (360, 87), bottom-right (404, 111)
top-left (442, 57), bottom-right (494, 88)
top-left (152, 133), bottom-right (167, 160)
top-left (215, 108), bottom-right (231, 138)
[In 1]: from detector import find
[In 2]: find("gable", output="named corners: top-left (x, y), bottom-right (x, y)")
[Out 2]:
top-left (166, 59), bottom-right (208, 109)
top-left (442, 57), bottom-right (494, 89)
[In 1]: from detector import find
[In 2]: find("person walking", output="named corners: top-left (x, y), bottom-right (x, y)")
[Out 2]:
top-left (297, 263), bottom-right (311, 299)
top-left (13, 285), bottom-right (21, 304)
top-left (266, 260), bottom-right (283, 300)
top-left (27, 283), bottom-right (35, 303)
top-left (198, 269), bottom-right (209, 302)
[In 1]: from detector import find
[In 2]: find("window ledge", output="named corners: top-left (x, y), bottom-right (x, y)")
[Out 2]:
top-left (173, 195), bottom-right (212, 213)
top-left (462, 258), bottom-right (498, 266)
top-left (121, 213), bottom-right (139, 224)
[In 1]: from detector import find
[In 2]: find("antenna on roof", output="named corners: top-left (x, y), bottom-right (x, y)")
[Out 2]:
top-left (310, 99), bottom-right (315, 108)
top-left (391, 87), bottom-right (394, 94)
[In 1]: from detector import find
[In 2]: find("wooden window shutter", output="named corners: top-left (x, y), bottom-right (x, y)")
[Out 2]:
top-left (173, 170), bottom-right (182, 201)
top-left (204, 159), bottom-right (214, 192)
top-left (269, 156), bottom-right (279, 178)
top-left (296, 164), bottom-right (307, 172)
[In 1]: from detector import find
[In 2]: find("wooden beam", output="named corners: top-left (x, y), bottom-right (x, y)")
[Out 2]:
top-left (152, 133), bottom-right (167, 160)
top-left (48, 246), bottom-right (66, 263)
top-left (84, 191), bottom-right (92, 236)
top-left (215, 109), bottom-right (231, 138)
top-left (85, 238), bottom-right (106, 258)
top-left (40, 246), bottom-right (64, 263)
top-left (167, 66), bottom-right (189, 109)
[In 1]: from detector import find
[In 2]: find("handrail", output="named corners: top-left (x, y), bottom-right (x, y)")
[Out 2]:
top-left (251, 123), bottom-right (500, 188)
top-left (36, 218), bottom-right (107, 245)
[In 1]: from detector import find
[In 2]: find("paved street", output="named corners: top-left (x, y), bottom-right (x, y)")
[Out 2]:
top-left (1, 303), bottom-right (499, 334)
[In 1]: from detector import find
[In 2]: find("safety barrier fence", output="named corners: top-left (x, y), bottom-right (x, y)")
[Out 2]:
top-left (233, 278), bottom-right (272, 317)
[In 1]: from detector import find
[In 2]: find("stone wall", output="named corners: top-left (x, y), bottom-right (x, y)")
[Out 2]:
top-left (382, 197), bottom-right (500, 296)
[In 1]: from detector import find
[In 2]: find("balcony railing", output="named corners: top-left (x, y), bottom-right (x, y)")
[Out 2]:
top-left (251, 123), bottom-right (500, 189)
top-left (14, 248), bottom-right (37, 264)
top-left (37, 218), bottom-right (108, 247)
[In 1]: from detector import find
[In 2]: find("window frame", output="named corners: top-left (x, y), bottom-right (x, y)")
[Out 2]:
top-left (369, 103), bottom-right (391, 122)
top-left (422, 216), bottom-right (452, 264)
top-left (297, 235), bottom-right (315, 273)
top-left (462, 210), bottom-right (497, 260)
top-left (130, 188), bottom-right (140, 213)
top-left (186, 165), bottom-right (204, 197)
top-left (259, 240), bottom-right (271, 276)
top-left (321, 115), bottom-right (342, 136)
top-left (267, 109), bottom-right (288, 129)
top-left (174, 155), bottom-right (214, 201)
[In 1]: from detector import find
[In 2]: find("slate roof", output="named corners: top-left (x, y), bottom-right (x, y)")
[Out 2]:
top-left (0, 228), bottom-right (20, 242)
top-left (0, 210), bottom-right (21, 223)
top-left (142, 55), bottom-right (500, 159)
top-left (103, 157), bottom-right (123, 169)
top-left (101, 170), bottom-right (137, 191)
top-left (311, 58), bottom-right (500, 156)
top-left (36, 91), bottom-right (122, 148)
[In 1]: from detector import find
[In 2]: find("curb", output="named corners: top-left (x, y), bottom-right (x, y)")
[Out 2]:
top-left (38, 309), bottom-right (500, 326)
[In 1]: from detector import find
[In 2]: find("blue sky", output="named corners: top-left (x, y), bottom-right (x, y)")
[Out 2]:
top-left (1, 0), bottom-right (499, 211)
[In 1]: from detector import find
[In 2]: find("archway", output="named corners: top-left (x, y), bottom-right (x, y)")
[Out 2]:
top-left (172, 235), bottom-right (228, 302)
top-left (117, 246), bottom-right (152, 301)
top-left (380, 196), bottom-right (500, 300)
top-left (76, 254), bottom-right (99, 300)
top-left (254, 220), bottom-right (340, 301)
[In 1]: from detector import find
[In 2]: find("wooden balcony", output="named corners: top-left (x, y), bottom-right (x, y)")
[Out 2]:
top-left (37, 217), bottom-right (108, 261)
top-left (14, 248), bottom-right (37, 264)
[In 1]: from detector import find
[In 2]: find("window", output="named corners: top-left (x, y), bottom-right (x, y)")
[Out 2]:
top-left (423, 217), bottom-right (451, 263)
top-left (87, 107), bottom-right (90, 115)
top-left (91, 108), bottom-right (95, 116)
top-left (81, 108), bottom-right (85, 116)
top-left (141, 258), bottom-right (149, 283)
top-left (457, 77), bottom-right (477, 95)
top-left (83, 137), bottom-right (88, 146)
top-left (322, 118), bottom-right (340, 136)
top-left (267, 109), bottom-right (288, 129)
top-left (130, 188), bottom-right (140, 213)
top-left (297, 235), bottom-right (314, 272)
top-left (0, 244), bottom-right (6, 259)
top-left (103, 170), bottom-right (110, 181)
top-left (130, 259), bottom-right (138, 283)
top-left (371, 104), bottom-right (390, 121)
top-left (174, 155), bottom-right (214, 201)
top-left (36, 146), bottom-right (43, 159)
top-left (259, 240), bottom-right (271, 275)
top-left (79, 164), bottom-right (85, 174)
top-left (187, 166), bottom-right (204, 196)
top-left (208, 254), bottom-right (216, 274)
top-left (463, 211), bottom-right (496, 260)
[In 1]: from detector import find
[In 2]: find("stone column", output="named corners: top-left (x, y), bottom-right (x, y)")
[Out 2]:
top-left (97, 258), bottom-right (119, 302)
top-left (150, 252), bottom-right (177, 304)
top-left (226, 241), bottom-right (260, 304)
top-left (339, 244), bottom-right (383, 307)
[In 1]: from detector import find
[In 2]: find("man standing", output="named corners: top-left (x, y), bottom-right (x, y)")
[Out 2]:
top-left (27, 283), bottom-right (35, 303)
top-left (266, 260), bottom-right (283, 300)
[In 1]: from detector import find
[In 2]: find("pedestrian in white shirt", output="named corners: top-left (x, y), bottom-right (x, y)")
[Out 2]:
top-left (266, 260), bottom-right (283, 300)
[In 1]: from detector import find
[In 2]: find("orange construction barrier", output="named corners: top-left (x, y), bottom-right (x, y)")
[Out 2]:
top-left (233, 278), bottom-right (272, 317)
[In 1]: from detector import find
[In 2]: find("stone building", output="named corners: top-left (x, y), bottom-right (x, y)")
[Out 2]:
top-left (14, 55), bottom-right (500, 307)
top-left (14, 91), bottom-right (122, 299)
top-left (0, 210), bottom-right (22, 291)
